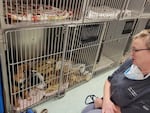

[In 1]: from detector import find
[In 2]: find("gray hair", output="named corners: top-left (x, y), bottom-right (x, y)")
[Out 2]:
top-left (133, 29), bottom-right (150, 49)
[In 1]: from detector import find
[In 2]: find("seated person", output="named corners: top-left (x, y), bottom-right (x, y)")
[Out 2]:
top-left (82, 29), bottom-right (150, 113)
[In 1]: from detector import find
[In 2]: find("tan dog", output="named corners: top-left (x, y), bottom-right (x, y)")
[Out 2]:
top-left (12, 64), bottom-right (31, 107)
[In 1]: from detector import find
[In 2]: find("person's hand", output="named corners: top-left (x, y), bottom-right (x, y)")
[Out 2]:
top-left (102, 99), bottom-right (117, 113)
top-left (94, 98), bottom-right (103, 108)
top-left (115, 105), bottom-right (121, 113)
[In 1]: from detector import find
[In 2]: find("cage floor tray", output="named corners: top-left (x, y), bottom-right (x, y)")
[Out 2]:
top-left (86, 6), bottom-right (120, 19)
top-left (94, 55), bottom-right (114, 72)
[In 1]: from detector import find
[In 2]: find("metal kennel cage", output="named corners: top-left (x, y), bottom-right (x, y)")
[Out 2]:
top-left (134, 18), bottom-right (150, 34)
top-left (94, 19), bottom-right (137, 72)
top-left (121, 0), bottom-right (146, 19)
top-left (2, 22), bottom-right (106, 112)
top-left (1, 0), bottom-right (148, 28)
top-left (1, 0), bottom-right (86, 28)
top-left (4, 25), bottom-right (68, 112)
top-left (140, 0), bottom-right (150, 18)
top-left (0, 1), bottom-right (149, 113)
top-left (124, 18), bottom-right (150, 54)
top-left (63, 22), bottom-right (106, 89)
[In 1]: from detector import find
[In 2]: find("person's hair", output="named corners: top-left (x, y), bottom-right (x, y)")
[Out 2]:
top-left (133, 29), bottom-right (150, 49)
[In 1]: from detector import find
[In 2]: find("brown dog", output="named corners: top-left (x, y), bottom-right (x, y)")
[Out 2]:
top-left (12, 64), bottom-right (31, 107)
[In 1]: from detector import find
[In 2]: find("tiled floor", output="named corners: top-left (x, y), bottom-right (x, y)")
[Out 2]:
top-left (33, 68), bottom-right (116, 113)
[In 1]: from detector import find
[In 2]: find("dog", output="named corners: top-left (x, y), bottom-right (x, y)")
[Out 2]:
top-left (12, 64), bottom-right (31, 107)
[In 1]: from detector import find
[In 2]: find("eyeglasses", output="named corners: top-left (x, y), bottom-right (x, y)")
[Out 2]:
top-left (131, 48), bottom-right (150, 52)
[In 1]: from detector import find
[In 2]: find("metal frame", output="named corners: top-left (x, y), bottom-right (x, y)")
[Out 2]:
top-left (0, 29), bottom-right (11, 113)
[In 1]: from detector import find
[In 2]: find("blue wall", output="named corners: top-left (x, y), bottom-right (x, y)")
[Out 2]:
top-left (0, 63), bottom-right (4, 113)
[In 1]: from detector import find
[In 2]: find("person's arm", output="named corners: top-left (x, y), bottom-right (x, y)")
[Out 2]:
top-left (95, 59), bottom-right (132, 112)
top-left (102, 80), bottom-right (118, 113)
top-left (94, 80), bottom-right (112, 109)
top-left (103, 79), bottom-right (111, 101)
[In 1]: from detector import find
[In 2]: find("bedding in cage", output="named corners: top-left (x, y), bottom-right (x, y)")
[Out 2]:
top-left (85, 0), bottom-right (125, 20)
top-left (3, 0), bottom-right (74, 24)
top-left (2, 0), bottom-right (85, 25)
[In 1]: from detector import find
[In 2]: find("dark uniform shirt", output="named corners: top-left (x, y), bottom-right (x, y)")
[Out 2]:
top-left (108, 59), bottom-right (150, 113)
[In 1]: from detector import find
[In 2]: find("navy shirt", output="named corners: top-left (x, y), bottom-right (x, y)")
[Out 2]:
top-left (108, 59), bottom-right (150, 113)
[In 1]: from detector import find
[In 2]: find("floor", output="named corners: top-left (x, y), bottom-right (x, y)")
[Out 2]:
top-left (33, 68), bottom-right (116, 113)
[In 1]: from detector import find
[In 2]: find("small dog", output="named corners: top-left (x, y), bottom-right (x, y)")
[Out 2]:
top-left (12, 63), bottom-right (46, 107)
top-left (12, 64), bottom-right (31, 107)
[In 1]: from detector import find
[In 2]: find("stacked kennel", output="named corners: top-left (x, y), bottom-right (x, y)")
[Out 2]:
top-left (1, 0), bottom-right (86, 27)
top-left (3, 22), bottom-right (106, 113)
top-left (94, 19), bottom-right (137, 72)
top-left (93, 0), bottom-right (149, 72)
top-left (124, 18), bottom-right (150, 54)
top-left (123, 0), bottom-right (150, 55)
top-left (0, 0), bottom-right (149, 112)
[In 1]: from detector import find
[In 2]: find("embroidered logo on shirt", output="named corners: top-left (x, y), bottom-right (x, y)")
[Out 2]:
top-left (127, 87), bottom-right (137, 97)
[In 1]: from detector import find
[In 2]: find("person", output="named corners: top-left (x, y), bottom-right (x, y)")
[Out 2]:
top-left (81, 29), bottom-right (150, 113)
